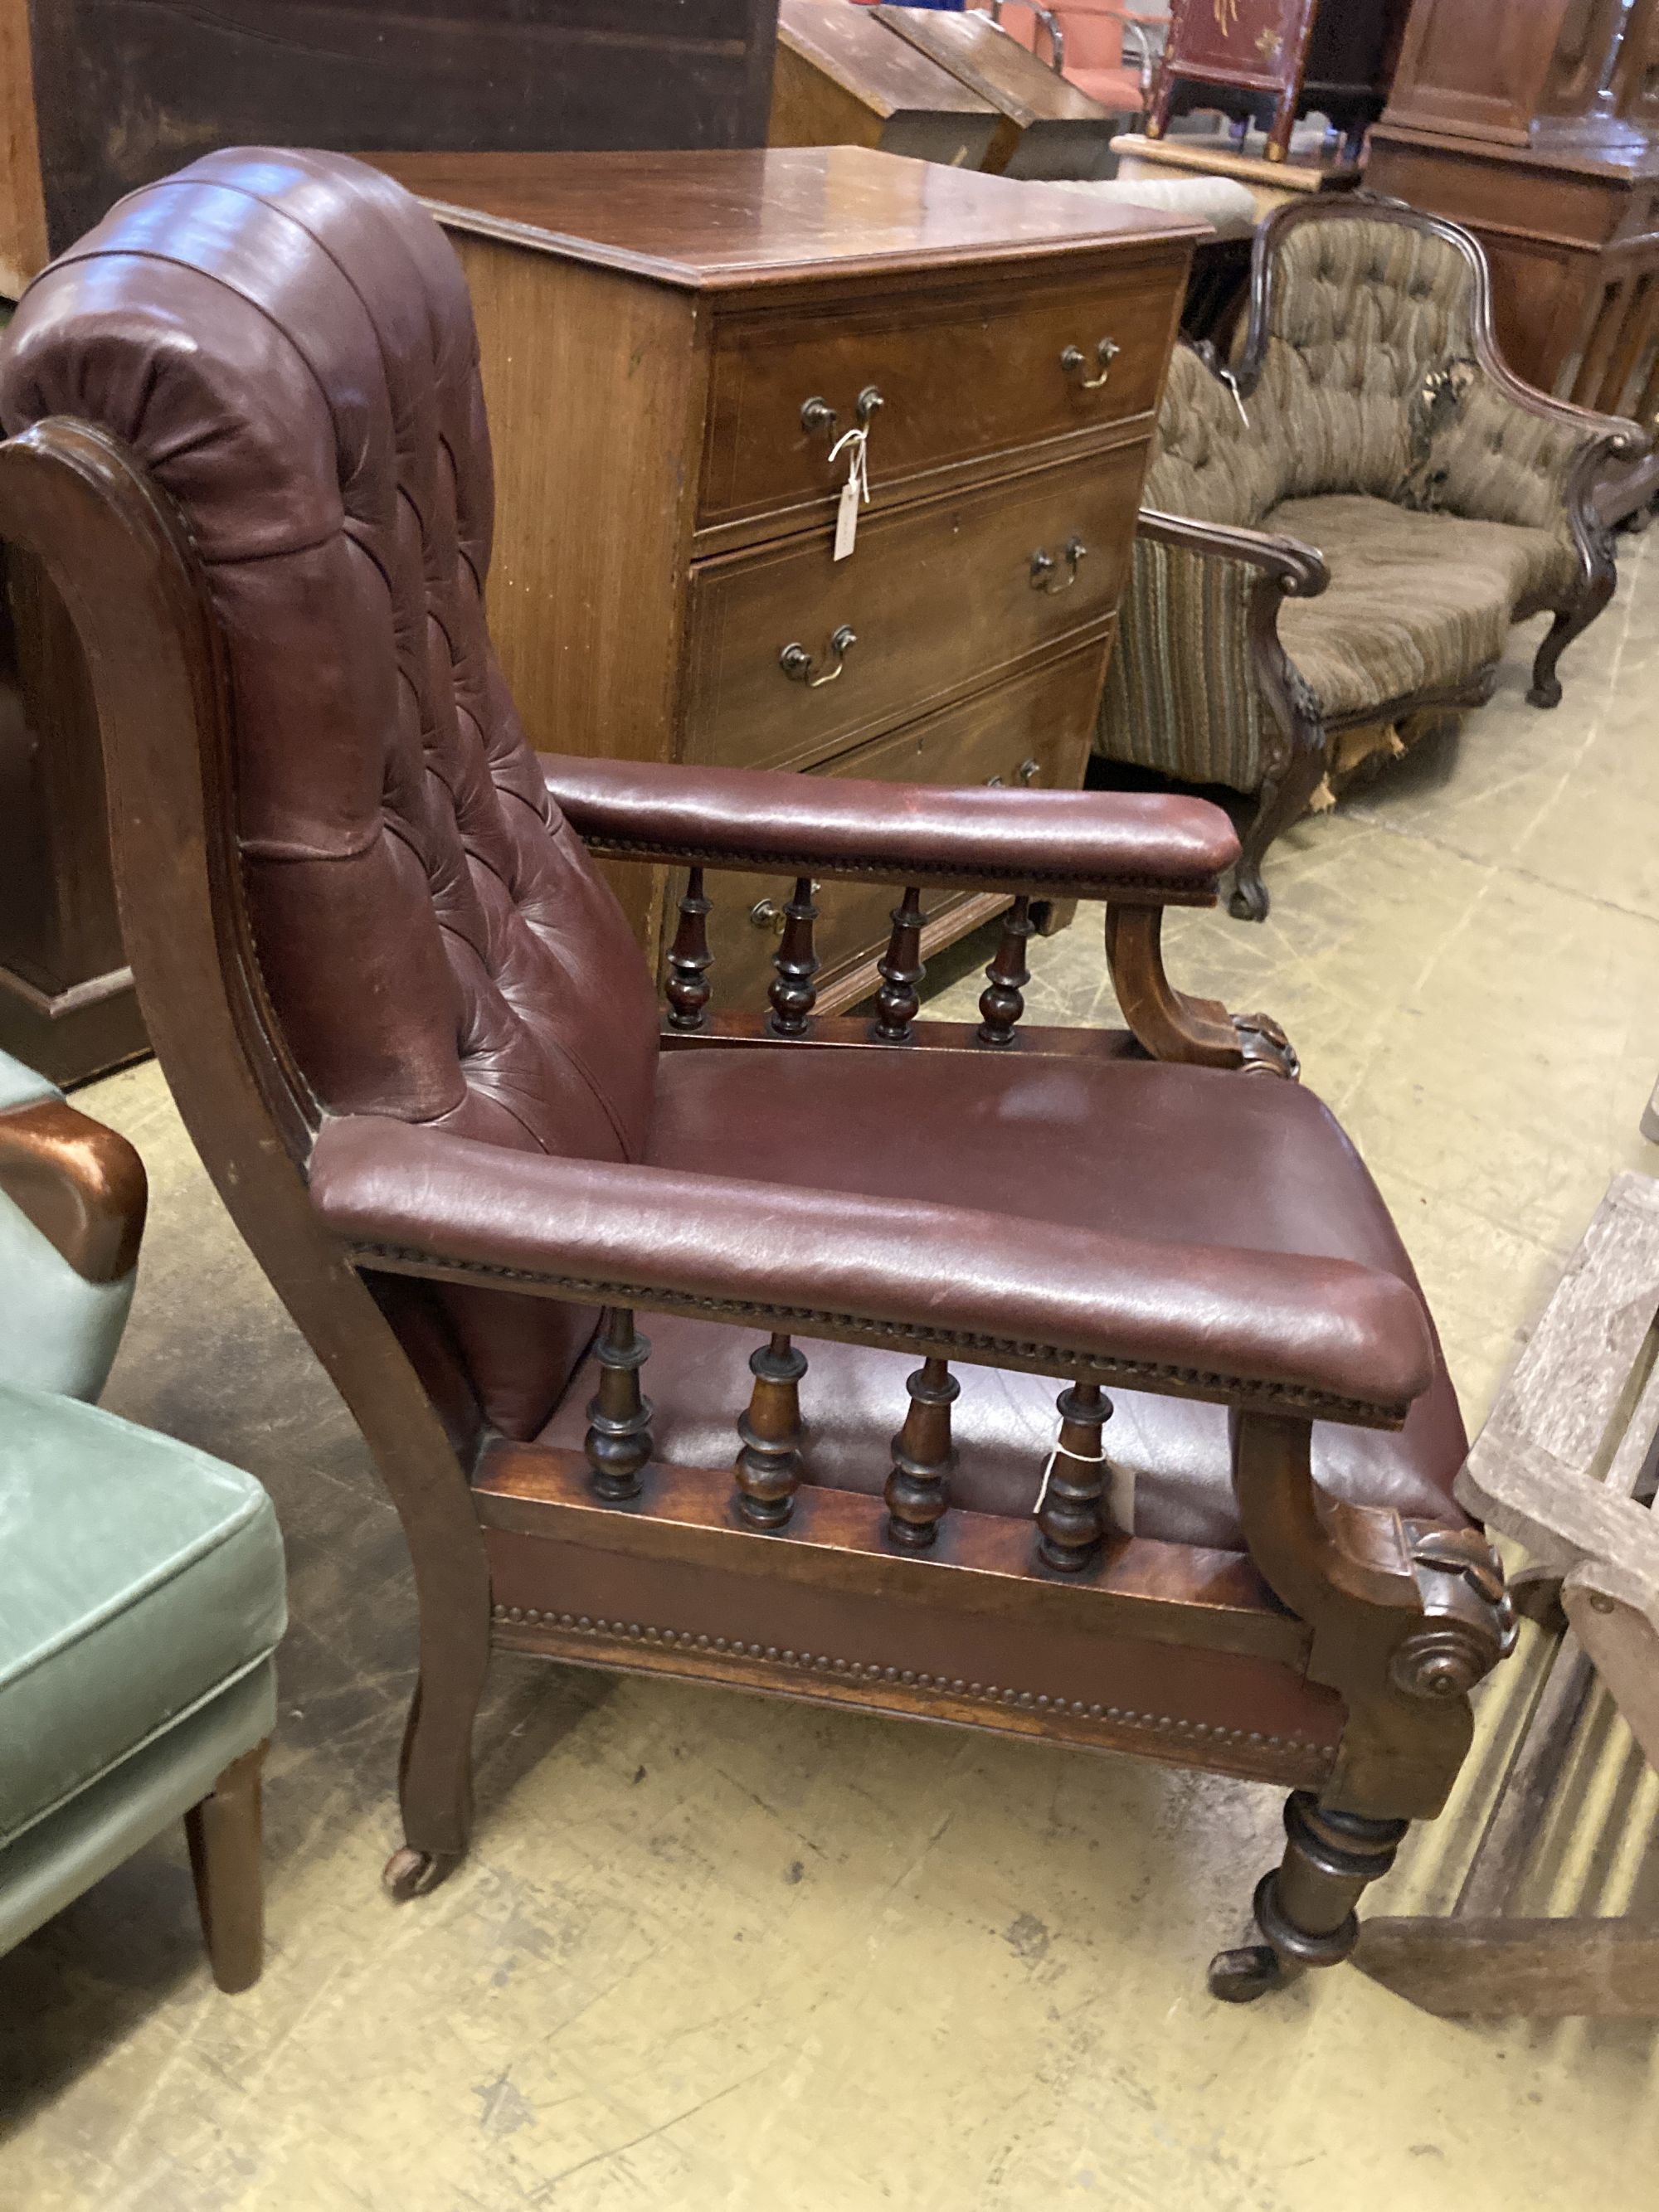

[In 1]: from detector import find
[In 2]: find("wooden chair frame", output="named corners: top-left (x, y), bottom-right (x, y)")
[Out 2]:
top-left (0, 411), bottom-right (1515, 2000)
top-left (1131, 195), bottom-right (1647, 921)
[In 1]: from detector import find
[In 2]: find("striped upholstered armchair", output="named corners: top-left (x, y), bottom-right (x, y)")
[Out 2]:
top-left (1097, 197), bottom-right (1647, 921)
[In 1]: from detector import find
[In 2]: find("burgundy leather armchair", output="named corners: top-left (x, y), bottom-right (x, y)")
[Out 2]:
top-left (0, 150), bottom-right (1515, 2002)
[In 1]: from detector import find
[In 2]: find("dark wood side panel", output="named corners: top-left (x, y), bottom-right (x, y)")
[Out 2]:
top-left (26, 0), bottom-right (784, 251)
top-left (1, 0), bottom-right (47, 292)
top-left (0, 541), bottom-right (146, 1084)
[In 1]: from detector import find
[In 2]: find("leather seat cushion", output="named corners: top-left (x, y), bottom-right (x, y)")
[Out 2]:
top-left (0, 1386), bottom-right (287, 1847)
top-left (535, 1048), bottom-right (1471, 1552)
top-left (1270, 493), bottom-right (1575, 722)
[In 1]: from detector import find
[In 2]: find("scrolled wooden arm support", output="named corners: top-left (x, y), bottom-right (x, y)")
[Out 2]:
top-left (1105, 904), bottom-right (1298, 1078)
top-left (1134, 507), bottom-right (1330, 600)
top-left (1231, 1410), bottom-right (1512, 1820)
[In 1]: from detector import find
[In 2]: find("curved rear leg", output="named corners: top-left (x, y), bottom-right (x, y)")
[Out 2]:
top-left (1229, 731), bottom-right (1328, 923)
top-left (382, 1524), bottom-right (492, 1902)
top-left (1530, 575), bottom-right (1615, 709)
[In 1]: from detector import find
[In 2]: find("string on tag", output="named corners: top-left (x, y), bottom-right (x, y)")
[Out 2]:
top-left (1218, 366), bottom-right (1250, 429)
top-left (1033, 1431), bottom-right (1111, 1519)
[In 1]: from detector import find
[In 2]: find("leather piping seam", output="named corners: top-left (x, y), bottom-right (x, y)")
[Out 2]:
top-left (491, 1606), bottom-right (1329, 1759)
top-left (564, 833), bottom-right (1221, 902)
top-left (346, 1238), bottom-right (1411, 1426)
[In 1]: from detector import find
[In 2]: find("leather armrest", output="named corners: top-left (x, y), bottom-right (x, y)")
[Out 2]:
top-left (0, 1093), bottom-right (148, 1283)
top-left (1137, 509), bottom-right (1330, 598)
top-left (542, 755), bottom-right (1239, 905)
top-left (309, 1115), bottom-right (1435, 1424)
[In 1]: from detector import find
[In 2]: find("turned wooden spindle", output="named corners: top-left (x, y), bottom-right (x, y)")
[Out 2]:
top-left (977, 896), bottom-right (1033, 1048)
top-left (1035, 1381), bottom-right (1112, 1572)
top-left (733, 1332), bottom-right (808, 1529)
top-left (584, 1307), bottom-right (654, 1501)
top-left (767, 877), bottom-right (820, 1038)
top-left (872, 886), bottom-right (925, 1043)
top-left (885, 1355), bottom-right (959, 1548)
top-left (664, 866), bottom-right (713, 1031)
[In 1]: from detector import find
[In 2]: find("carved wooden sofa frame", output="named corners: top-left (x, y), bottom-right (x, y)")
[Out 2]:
top-left (1106, 196), bottom-right (1647, 922)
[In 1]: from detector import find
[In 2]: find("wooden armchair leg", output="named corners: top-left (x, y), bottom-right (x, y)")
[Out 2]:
top-left (1529, 576), bottom-right (1615, 710)
top-left (1209, 1790), bottom-right (1408, 2001)
top-left (1229, 732), bottom-right (1328, 923)
top-left (1219, 1412), bottom-right (1515, 2001)
top-left (185, 1738), bottom-right (268, 1994)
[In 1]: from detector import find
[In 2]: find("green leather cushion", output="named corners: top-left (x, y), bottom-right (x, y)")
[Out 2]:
top-left (0, 1383), bottom-right (286, 1847)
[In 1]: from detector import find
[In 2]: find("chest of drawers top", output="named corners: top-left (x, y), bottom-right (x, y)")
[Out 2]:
top-left (374, 147), bottom-right (1199, 566)
top-left (373, 146), bottom-right (1200, 294)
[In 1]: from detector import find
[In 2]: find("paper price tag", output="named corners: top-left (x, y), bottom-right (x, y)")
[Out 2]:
top-left (834, 471), bottom-right (860, 561)
top-left (830, 425), bottom-right (870, 562)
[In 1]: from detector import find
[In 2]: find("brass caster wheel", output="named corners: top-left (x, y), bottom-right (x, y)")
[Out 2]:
top-left (1206, 1941), bottom-right (1295, 2004)
top-left (382, 1845), bottom-right (460, 1903)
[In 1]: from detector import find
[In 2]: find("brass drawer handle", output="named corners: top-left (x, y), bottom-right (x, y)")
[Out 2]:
top-left (1029, 537), bottom-right (1087, 594)
top-left (803, 388), bottom-right (883, 439)
top-left (1061, 338), bottom-right (1121, 390)
top-left (751, 882), bottom-right (820, 932)
top-left (780, 625), bottom-right (856, 688)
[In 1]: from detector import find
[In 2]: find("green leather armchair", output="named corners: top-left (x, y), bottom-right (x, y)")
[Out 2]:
top-left (0, 1052), bottom-right (285, 1992)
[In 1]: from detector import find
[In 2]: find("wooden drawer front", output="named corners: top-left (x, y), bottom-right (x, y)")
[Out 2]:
top-left (698, 644), bottom-right (1108, 1013)
top-left (684, 443), bottom-right (1144, 771)
top-left (699, 261), bottom-right (1181, 533)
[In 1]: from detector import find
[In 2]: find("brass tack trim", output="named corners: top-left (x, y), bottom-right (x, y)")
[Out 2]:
top-left (352, 1241), bottom-right (1403, 1426)
top-left (573, 831), bottom-right (1214, 903)
top-left (489, 1606), bottom-right (1302, 1751)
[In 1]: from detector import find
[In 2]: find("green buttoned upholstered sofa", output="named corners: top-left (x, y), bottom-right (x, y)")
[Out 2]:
top-left (1097, 196), bottom-right (1650, 921)
top-left (0, 1052), bottom-right (285, 1993)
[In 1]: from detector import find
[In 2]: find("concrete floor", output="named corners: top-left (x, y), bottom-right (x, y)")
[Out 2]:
top-left (6, 547), bottom-right (1659, 2207)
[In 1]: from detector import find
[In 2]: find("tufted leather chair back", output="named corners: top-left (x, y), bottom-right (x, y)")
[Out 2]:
top-left (0, 150), bottom-right (664, 1437)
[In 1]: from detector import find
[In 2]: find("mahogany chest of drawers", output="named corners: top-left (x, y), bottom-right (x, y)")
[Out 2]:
top-left (373, 147), bottom-right (1199, 1010)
